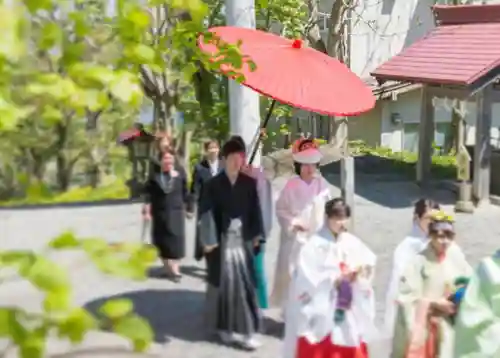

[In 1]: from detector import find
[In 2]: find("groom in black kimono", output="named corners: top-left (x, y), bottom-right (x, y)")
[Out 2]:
top-left (198, 138), bottom-right (264, 350)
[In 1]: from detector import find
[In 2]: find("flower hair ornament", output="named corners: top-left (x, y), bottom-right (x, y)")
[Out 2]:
top-left (291, 136), bottom-right (323, 164)
top-left (429, 210), bottom-right (455, 232)
top-left (291, 136), bottom-right (320, 153)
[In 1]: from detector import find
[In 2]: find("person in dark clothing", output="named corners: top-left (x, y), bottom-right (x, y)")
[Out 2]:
top-left (143, 149), bottom-right (189, 282)
top-left (190, 139), bottom-right (223, 261)
top-left (198, 138), bottom-right (264, 350)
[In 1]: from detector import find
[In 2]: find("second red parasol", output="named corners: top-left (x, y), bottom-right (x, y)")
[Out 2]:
top-left (199, 26), bottom-right (375, 117)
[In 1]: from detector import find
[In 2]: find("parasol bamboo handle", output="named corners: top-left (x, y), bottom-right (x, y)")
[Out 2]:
top-left (249, 99), bottom-right (277, 165)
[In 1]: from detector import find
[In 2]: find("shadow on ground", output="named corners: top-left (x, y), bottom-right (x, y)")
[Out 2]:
top-left (147, 265), bottom-right (206, 281)
top-left (321, 155), bottom-right (457, 209)
top-left (84, 289), bottom-right (206, 344)
top-left (263, 317), bottom-right (284, 339)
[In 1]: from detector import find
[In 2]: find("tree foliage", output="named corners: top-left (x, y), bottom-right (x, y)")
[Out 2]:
top-left (0, 0), bottom-right (255, 355)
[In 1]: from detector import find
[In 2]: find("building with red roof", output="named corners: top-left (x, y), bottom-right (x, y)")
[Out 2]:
top-left (370, 3), bottom-right (500, 204)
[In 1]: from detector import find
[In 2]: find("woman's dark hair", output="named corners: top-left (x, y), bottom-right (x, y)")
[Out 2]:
top-left (229, 135), bottom-right (246, 150)
top-left (204, 139), bottom-right (219, 151)
top-left (414, 198), bottom-right (440, 219)
top-left (325, 198), bottom-right (351, 219)
top-left (222, 138), bottom-right (245, 158)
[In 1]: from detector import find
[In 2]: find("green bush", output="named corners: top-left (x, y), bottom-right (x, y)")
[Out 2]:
top-left (349, 140), bottom-right (457, 179)
top-left (0, 181), bottom-right (129, 207)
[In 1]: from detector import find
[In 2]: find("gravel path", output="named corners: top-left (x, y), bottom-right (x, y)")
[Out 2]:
top-left (0, 174), bottom-right (499, 357)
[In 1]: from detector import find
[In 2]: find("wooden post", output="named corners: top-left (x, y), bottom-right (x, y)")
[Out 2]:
top-left (454, 99), bottom-right (474, 213)
top-left (341, 155), bottom-right (355, 228)
top-left (339, 118), bottom-right (355, 229)
top-left (473, 86), bottom-right (493, 205)
top-left (416, 85), bottom-right (435, 184)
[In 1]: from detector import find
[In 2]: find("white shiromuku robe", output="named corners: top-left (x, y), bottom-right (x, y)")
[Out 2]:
top-left (391, 245), bottom-right (472, 358)
top-left (247, 166), bottom-right (273, 237)
top-left (270, 175), bottom-right (332, 310)
top-left (283, 226), bottom-right (377, 358)
top-left (454, 250), bottom-right (500, 358)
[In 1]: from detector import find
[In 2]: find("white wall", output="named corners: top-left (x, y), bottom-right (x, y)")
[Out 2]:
top-left (347, 0), bottom-right (500, 78)
top-left (349, 0), bottom-right (435, 78)
top-left (380, 89), bottom-right (500, 152)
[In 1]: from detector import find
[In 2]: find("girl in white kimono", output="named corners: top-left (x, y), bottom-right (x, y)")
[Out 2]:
top-left (384, 199), bottom-right (441, 339)
top-left (283, 198), bottom-right (377, 358)
top-left (454, 250), bottom-right (500, 358)
top-left (391, 211), bottom-right (472, 358)
top-left (271, 138), bottom-right (332, 312)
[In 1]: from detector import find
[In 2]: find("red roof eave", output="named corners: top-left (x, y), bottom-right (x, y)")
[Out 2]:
top-left (370, 72), bottom-right (469, 87)
top-left (371, 4), bottom-right (500, 88)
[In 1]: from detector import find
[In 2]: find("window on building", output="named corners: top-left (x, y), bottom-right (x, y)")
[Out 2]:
top-left (435, 122), bottom-right (452, 154)
top-left (402, 122), bottom-right (452, 154)
top-left (317, 12), bottom-right (330, 32)
top-left (403, 123), bottom-right (419, 152)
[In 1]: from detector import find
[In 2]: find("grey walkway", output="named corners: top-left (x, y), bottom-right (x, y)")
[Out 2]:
top-left (0, 175), bottom-right (499, 357)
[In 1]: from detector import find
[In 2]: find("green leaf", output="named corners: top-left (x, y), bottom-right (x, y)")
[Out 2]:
top-left (39, 22), bottom-right (62, 50)
top-left (125, 8), bottom-right (150, 29)
top-left (41, 106), bottom-right (63, 124)
top-left (68, 12), bottom-right (89, 37)
top-left (0, 97), bottom-right (33, 130)
top-left (23, 256), bottom-right (69, 292)
top-left (0, 307), bottom-right (16, 337)
top-left (81, 238), bottom-right (109, 255)
top-left (0, 250), bottom-right (34, 267)
top-left (19, 334), bottom-right (45, 358)
top-left (92, 255), bottom-right (147, 280)
top-left (125, 44), bottom-right (156, 64)
top-left (112, 314), bottom-right (153, 352)
top-left (61, 42), bottom-right (86, 66)
top-left (7, 310), bottom-right (27, 344)
top-left (109, 72), bottom-right (142, 105)
top-left (57, 308), bottom-right (96, 344)
top-left (134, 246), bottom-right (158, 264)
top-left (23, 0), bottom-right (53, 13)
top-left (48, 231), bottom-right (80, 249)
top-left (99, 299), bottom-right (134, 320)
top-left (0, 5), bottom-right (24, 62)
top-left (43, 289), bottom-right (72, 313)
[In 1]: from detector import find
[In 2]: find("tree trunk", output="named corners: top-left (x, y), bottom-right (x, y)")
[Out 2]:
top-left (55, 122), bottom-right (71, 191)
top-left (86, 110), bottom-right (102, 188)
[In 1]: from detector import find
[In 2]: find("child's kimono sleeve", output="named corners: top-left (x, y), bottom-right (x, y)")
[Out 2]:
top-left (391, 255), bottom-right (425, 358)
top-left (454, 256), bottom-right (500, 358)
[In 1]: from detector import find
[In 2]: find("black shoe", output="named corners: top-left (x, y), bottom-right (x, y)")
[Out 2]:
top-left (171, 274), bottom-right (182, 283)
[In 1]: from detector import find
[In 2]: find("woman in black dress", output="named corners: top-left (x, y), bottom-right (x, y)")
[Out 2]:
top-left (143, 149), bottom-right (189, 282)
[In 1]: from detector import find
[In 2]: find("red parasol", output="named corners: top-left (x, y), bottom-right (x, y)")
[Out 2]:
top-left (199, 26), bottom-right (375, 163)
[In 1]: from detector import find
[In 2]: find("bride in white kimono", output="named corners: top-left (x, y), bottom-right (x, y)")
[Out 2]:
top-left (283, 198), bottom-right (377, 358)
top-left (454, 250), bottom-right (500, 357)
top-left (384, 199), bottom-right (441, 339)
top-left (270, 138), bottom-right (332, 312)
top-left (391, 211), bottom-right (472, 358)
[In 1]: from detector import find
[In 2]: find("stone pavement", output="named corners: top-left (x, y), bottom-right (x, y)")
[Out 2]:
top-left (1, 175), bottom-right (500, 357)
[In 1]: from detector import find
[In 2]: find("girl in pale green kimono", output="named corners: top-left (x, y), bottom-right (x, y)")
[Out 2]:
top-left (454, 250), bottom-right (500, 358)
top-left (391, 211), bottom-right (472, 358)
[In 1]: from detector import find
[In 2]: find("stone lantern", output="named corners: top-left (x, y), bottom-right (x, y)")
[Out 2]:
top-left (118, 123), bottom-right (155, 198)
